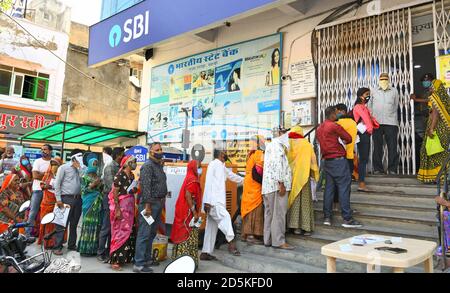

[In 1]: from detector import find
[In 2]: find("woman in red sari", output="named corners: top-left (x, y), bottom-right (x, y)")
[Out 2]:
top-left (13, 155), bottom-right (32, 201)
top-left (38, 157), bottom-right (63, 248)
top-left (0, 174), bottom-right (26, 234)
top-left (170, 160), bottom-right (202, 268)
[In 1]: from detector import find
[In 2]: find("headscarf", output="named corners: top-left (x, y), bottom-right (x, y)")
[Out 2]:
top-left (42, 157), bottom-right (63, 183)
top-left (119, 155), bottom-right (136, 173)
top-left (86, 158), bottom-right (98, 174)
top-left (275, 132), bottom-right (290, 150)
top-left (430, 79), bottom-right (450, 130)
top-left (0, 174), bottom-right (17, 193)
top-left (18, 155), bottom-right (32, 178)
top-left (288, 125), bottom-right (305, 139)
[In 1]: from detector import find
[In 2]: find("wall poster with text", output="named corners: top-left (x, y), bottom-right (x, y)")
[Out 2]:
top-left (148, 34), bottom-right (282, 144)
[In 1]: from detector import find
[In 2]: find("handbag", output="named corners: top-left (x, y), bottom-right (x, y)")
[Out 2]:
top-left (426, 131), bottom-right (445, 156)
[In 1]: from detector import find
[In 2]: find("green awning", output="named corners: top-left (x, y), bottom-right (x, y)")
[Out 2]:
top-left (19, 121), bottom-right (146, 145)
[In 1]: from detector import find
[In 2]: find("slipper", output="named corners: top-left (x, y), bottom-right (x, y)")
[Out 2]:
top-left (228, 248), bottom-right (241, 256)
top-left (274, 244), bottom-right (295, 250)
top-left (111, 264), bottom-right (122, 271)
top-left (200, 253), bottom-right (217, 261)
top-left (247, 238), bottom-right (264, 245)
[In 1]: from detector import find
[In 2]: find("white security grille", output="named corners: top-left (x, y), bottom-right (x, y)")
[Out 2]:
top-left (317, 9), bottom-right (415, 175)
top-left (434, 0), bottom-right (450, 56)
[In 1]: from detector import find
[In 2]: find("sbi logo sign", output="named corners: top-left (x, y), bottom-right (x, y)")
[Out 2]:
top-left (108, 11), bottom-right (149, 48)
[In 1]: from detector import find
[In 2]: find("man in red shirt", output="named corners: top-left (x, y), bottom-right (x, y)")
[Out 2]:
top-left (316, 106), bottom-right (362, 228)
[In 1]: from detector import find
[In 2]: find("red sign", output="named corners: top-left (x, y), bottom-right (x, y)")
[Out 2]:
top-left (0, 107), bottom-right (59, 135)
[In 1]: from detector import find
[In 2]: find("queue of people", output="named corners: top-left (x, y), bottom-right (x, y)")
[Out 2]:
top-left (0, 72), bottom-right (448, 273)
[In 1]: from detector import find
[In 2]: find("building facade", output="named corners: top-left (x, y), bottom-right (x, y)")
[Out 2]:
top-left (100, 0), bottom-right (143, 20)
top-left (0, 0), bottom-right (70, 152)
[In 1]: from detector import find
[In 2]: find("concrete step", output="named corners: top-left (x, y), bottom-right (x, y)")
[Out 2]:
top-left (232, 240), bottom-right (431, 273)
top-left (214, 247), bottom-right (326, 273)
top-left (313, 208), bottom-right (438, 226)
top-left (317, 193), bottom-right (436, 209)
top-left (313, 204), bottom-right (437, 223)
top-left (349, 184), bottom-right (437, 196)
top-left (313, 211), bottom-right (436, 235)
top-left (364, 175), bottom-right (427, 186)
top-left (312, 221), bottom-right (438, 242)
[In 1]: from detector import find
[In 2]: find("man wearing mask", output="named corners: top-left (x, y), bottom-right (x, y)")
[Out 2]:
top-left (53, 149), bottom-right (84, 255)
top-left (262, 128), bottom-right (295, 250)
top-left (134, 143), bottom-right (167, 273)
top-left (317, 106), bottom-right (362, 228)
top-left (26, 144), bottom-right (53, 238)
top-left (97, 147), bottom-right (124, 262)
top-left (369, 73), bottom-right (400, 175)
top-left (0, 146), bottom-right (19, 175)
top-left (200, 148), bottom-right (244, 260)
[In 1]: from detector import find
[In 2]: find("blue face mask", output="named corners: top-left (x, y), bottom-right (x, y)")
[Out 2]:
top-left (21, 159), bottom-right (29, 166)
top-left (198, 168), bottom-right (203, 176)
top-left (422, 80), bottom-right (432, 89)
top-left (336, 113), bottom-right (345, 119)
top-left (87, 166), bottom-right (98, 174)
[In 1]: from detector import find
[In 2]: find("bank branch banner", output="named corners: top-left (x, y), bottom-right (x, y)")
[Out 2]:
top-left (148, 34), bottom-right (281, 143)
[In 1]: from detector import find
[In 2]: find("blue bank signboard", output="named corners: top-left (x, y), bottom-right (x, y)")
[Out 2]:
top-left (88, 0), bottom-right (280, 67)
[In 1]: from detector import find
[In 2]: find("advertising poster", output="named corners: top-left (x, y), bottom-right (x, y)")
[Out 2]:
top-left (438, 54), bottom-right (450, 88)
top-left (148, 34), bottom-right (282, 143)
top-left (292, 100), bottom-right (314, 126)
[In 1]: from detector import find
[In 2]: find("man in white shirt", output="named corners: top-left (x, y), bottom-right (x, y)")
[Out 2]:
top-left (262, 130), bottom-right (295, 250)
top-left (200, 149), bottom-right (244, 260)
top-left (369, 73), bottom-right (400, 175)
top-left (0, 146), bottom-right (19, 175)
top-left (26, 144), bottom-right (53, 237)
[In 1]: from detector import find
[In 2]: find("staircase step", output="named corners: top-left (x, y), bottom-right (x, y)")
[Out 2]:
top-left (317, 193), bottom-right (436, 209)
top-left (364, 175), bottom-right (426, 186)
top-left (314, 204), bottom-right (437, 223)
top-left (214, 248), bottom-right (326, 273)
top-left (312, 221), bottom-right (438, 242)
top-left (349, 184), bottom-right (437, 196)
top-left (313, 208), bottom-right (437, 225)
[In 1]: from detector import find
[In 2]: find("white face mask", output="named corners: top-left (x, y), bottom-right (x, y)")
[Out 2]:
top-left (198, 168), bottom-right (203, 176)
top-left (73, 153), bottom-right (85, 169)
top-left (379, 80), bottom-right (390, 90)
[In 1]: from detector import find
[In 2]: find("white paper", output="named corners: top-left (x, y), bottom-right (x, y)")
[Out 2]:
top-left (356, 135), bottom-right (361, 144)
top-left (391, 237), bottom-right (402, 243)
top-left (52, 205), bottom-right (70, 227)
top-left (339, 244), bottom-right (353, 252)
top-left (140, 210), bottom-right (155, 226)
top-left (338, 138), bottom-right (347, 149)
top-left (127, 180), bottom-right (138, 194)
top-left (350, 236), bottom-right (385, 245)
top-left (189, 217), bottom-right (203, 228)
top-left (357, 122), bottom-right (367, 134)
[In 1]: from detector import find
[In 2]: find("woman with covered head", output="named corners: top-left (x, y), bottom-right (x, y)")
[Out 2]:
top-left (241, 135), bottom-right (265, 245)
top-left (38, 157), bottom-right (63, 248)
top-left (287, 126), bottom-right (319, 236)
top-left (413, 73), bottom-right (450, 183)
top-left (170, 160), bottom-right (203, 268)
top-left (108, 155), bottom-right (138, 271)
top-left (78, 158), bottom-right (104, 256)
top-left (0, 174), bottom-right (26, 233)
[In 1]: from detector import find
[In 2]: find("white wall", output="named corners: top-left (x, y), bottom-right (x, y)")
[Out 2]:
top-left (139, 0), bottom-right (432, 150)
top-left (0, 16), bottom-right (69, 114)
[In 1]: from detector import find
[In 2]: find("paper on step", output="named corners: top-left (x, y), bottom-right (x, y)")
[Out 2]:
top-left (140, 210), bottom-right (155, 226)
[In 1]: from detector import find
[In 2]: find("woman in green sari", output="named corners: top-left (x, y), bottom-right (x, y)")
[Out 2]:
top-left (78, 158), bottom-right (104, 256)
top-left (413, 73), bottom-right (450, 183)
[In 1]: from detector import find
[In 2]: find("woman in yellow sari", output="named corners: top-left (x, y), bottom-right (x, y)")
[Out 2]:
top-left (287, 126), bottom-right (320, 236)
top-left (241, 135), bottom-right (265, 245)
top-left (415, 74), bottom-right (450, 183)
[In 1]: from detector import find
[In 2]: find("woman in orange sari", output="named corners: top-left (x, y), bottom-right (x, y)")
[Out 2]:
top-left (38, 157), bottom-right (63, 248)
top-left (0, 174), bottom-right (25, 234)
top-left (241, 135), bottom-right (265, 245)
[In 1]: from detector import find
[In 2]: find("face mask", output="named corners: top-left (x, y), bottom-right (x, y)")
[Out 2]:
top-left (223, 154), bottom-right (230, 162)
top-left (422, 80), bottom-right (432, 89)
top-left (365, 96), bottom-right (371, 103)
top-left (197, 168), bottom-right (203, 175)
top-left (336, 113), bottom-right (345, 119)
top-left (153, 152), bottom-right (164, 160)
top-left (379, 80), bottom-right (390, 90)
top-left (73, 154), bottom-right (85, 169)
top-left (259, 144), bottom-right (266, 152)
top-left (21, 159), bottom-right (29, 166)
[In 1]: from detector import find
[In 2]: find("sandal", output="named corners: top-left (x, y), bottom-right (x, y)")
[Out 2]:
top-left (200, 253), bottom-right (217, 261)
top-left (228, 248), bottom-right (241, 256)
top-left (111, 264), bottom-right (122, 271)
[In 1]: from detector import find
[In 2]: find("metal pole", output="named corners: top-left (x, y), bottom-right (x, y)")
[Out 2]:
top-left (61, 99), bottom-right (70, 161)
top-left (182, 108), bottom-right (188, 161)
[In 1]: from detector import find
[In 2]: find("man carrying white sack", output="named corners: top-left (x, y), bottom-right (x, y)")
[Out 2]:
top-left (200, 148), bottom-right (244, 261)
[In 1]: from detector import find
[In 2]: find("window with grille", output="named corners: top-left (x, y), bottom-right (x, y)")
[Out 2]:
top-left (0, 65), bottom-right (49, 102)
